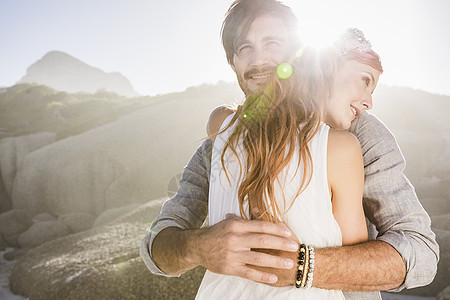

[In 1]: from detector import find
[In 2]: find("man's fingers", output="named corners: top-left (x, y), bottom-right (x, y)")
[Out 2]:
top-left (225, 213), bottom-right (240, 220)
top-left (225, 217), bottom-right (293, 239)
top-left (242, 233), bottom-right (298, 252)
top-left (243, 250), bottom-right (295, 269)
top-left (234, 265), bottom-right (278, 284)
top-left (220, 216), bottom-right (297, 252)
top-left (250, 207), bottom-right (261, 220)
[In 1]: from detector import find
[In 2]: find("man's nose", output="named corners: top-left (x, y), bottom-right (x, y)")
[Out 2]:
top-left (361, 92), bottom-right (373, 110)
top-left (250, 46), bottom-right (271, 66)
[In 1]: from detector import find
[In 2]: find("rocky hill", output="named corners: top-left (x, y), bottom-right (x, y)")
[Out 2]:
top-left (19, 51), bottom-right (140, 97)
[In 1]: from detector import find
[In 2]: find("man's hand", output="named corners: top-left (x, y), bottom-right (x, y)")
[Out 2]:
top-left (184, 214), bottom-right (299, 284)
top-left (249, 248), bottom-right (298, 287)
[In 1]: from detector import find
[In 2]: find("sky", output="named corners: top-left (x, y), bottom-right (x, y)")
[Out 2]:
top-left (1, 0), bottom-right (450, 97)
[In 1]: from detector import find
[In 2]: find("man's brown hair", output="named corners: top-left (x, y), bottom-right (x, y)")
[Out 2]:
top-left (221, 0), bottom-right (300, 65)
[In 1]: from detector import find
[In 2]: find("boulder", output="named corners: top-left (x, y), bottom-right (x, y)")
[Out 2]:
top-left (3, 248), bottom-right (29, 261)
top-left (0, 172), bottom-right (9, 214)
top-left (0, 132), bottom-right (56, 198)
top-left (59, 213), bottom-right (96, 233)
top-left (0, 132), bottom-right (56, 214)
top-left (0, 210), bottom-right (32, 247)
top-left (0, 234), bottom-right (6, 251)
top-left (32, 213), bottom-right (56, 223)
top-left (93, 204), bottom-right (140, 228)
top-left (18, 220), bottom-right (71, 248)
top-left (432, 214), bottom-right (450, 231)
top-left (437, 285), bottom-right (450, 300)
top-left (11, 93), bottom-right (226, 217)
top-left (10, 198), bottom-right (207, 300)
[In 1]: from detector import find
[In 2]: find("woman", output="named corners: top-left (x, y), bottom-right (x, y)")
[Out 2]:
top-left (197, 28), bottom-right (383, 299)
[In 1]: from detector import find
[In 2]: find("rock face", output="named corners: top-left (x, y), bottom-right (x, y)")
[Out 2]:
top-left (32, 213), bottom-right (56, 223)
top-left (0, 132), bottom-right (56, 212)
top-left (0, 234), bottom-right (6, 251)
top-left (19, 51), bottom-right (140, 97)
top-left (437, 285), bottom-right (450, 300)
top-left (93, 204), bottom-right (140, 228)
top-left (58, 213), bottom-right (96, 233)
top-left (18, 220), bottom-right (71, 248)
top-left (0, 209), bottom-right (32, 247)
top-left (12, 92), bottom-right (225, 217)
top-left (9, 198), bottom-right (206, 300)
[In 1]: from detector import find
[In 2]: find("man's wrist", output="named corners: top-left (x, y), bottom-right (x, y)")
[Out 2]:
top-left (183, 228), bottom-right (205, 268)
top-left (152, 227), bottom-right (200, 275)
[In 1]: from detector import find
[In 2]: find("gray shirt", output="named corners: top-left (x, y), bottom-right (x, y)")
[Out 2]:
top-left (140, 111), bottom-right (439, 300)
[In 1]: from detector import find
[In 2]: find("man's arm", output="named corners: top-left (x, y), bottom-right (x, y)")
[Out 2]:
top-left (140, 139), bottom-right (211, 276)
top-left (140, 138), bottom-right (299, 283)
top-left (251, 111), bottom-right (439, 291)
top-left (349, 111), bottom-right (439, 291)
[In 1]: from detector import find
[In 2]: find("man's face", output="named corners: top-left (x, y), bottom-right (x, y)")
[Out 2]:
top-left (231, 14), bottom-right (295, 95)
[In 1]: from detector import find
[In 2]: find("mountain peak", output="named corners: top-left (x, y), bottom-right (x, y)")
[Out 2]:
top-left (42, 50), bottom-right (74, 59)
top-left (19, 51), bottom-right (140, 97)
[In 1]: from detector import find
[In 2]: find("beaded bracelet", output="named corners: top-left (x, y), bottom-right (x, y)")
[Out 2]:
top-left (306, 245), bottom-right (315, 288)
top-left (294, 244), bottom-right (306, 288)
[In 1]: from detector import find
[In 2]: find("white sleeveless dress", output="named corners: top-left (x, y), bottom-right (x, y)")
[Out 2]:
top-left (196, 114), bottom-right (345, 299)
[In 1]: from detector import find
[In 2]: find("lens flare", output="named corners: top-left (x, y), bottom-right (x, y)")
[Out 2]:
top-left (295, 47), bottom-right (304, 58)
top-left (277, 62), bottom-right (293, 79)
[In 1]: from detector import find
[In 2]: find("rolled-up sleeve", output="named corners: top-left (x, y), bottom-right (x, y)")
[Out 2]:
top-left (350, 112), bottom-right (439, 291)
top-left (140, 139), bottom-right (212, 276)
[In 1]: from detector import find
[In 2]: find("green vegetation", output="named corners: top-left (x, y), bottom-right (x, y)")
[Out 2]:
top-left (0, 81), bottom-right (242, 141)
top-left (0, 83), bottom-right (151, 140)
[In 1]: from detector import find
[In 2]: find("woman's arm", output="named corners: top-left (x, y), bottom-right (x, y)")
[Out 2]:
top-left (206, 105), bottom-right (234, 140)
top-left (327, 128), bottom-right (368, 245)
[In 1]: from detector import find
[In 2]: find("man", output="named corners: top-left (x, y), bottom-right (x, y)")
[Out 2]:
top-left (140, 0), bottom-right (438, 298)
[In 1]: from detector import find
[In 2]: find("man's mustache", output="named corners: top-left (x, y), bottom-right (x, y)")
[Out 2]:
top-left (244, 65), bottom-right (277, 79)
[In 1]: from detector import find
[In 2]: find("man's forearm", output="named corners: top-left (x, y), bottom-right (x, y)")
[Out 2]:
top-left (260, 240), bottom-right (405, 291)
top-left (152, 227), bottom-right (200, 275)
top-left (314, 240), bottom-right (405, 291)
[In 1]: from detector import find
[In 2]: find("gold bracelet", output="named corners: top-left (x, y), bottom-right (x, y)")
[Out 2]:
top-left (300, 244), bottom-right (309, 288)
top-left (294, 244), bottom-right (307, 288)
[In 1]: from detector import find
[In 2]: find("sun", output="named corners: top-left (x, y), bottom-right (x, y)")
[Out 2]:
top-left (286, 0), bottom-right (350, 50)
top-left (297, 26), bottom-right (341, 50)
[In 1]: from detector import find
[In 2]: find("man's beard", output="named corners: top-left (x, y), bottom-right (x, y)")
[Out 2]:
top-left (237, 65), bottom-right (277, 95)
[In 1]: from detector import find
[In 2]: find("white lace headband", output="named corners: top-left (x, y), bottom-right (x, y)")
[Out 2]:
top-left (335, 28), bottom-right (374, 56)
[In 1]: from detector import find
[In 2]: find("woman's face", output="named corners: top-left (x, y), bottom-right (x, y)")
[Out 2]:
top-left (323, 59), bottom-right (380, 130)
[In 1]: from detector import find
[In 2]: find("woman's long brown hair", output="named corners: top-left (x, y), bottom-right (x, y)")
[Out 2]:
top-left (219, 48), bottom-right (334, 223)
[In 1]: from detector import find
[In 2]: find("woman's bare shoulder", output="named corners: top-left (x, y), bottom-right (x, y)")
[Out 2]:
top-left (206, 105), bottom-right (235, 137)
top-left (327, 128), bottom-right (363, 189)
top-left (327, 128), bottom-right (361, 159)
